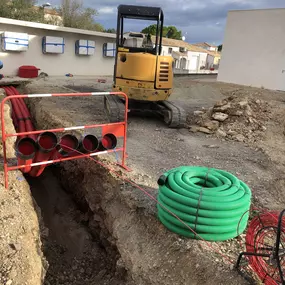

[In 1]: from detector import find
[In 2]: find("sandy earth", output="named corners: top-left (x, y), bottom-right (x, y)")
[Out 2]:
top-left (2, 75), bottom-right (285, 284)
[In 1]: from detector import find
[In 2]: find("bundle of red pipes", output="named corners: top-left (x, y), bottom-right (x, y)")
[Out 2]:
top-left (1, 86), bottom-right (118, 177)
top-left (2, 86), bottom-right (58, 177)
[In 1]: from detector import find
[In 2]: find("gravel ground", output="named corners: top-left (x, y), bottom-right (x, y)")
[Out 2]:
top-left (25, 76), bottom-right (285, 209)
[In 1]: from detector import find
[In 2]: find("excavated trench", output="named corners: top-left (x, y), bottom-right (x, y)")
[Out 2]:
top-left (18, 92), bottom-right (250, 285)
top-left (26, 166), bottom-right (129, 285)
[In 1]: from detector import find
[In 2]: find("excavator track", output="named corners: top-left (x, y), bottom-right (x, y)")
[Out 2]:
top-left (104, 95), bottom-right (125, 122)
top-left (159, 101), bottom-right (187, 128)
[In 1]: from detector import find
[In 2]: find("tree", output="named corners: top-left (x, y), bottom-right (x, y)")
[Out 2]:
top-left (104, 28), bottom-right (116, 34)
top-left (60, 0), bottom-right (104, 31)
top-left (141, 24), bottom-right (182, 40)
top-left (218, 44), bottom-right (223, 52)
top-left (0, 0), bottom-right (45, 23)
top-left (0, 0), bottom-right (105, 32)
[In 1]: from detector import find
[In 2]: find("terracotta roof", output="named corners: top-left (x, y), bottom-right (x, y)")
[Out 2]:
top-left (194, 42), bottom-right (217, 48)
top-left (151, 36), bottom-right (209, 53)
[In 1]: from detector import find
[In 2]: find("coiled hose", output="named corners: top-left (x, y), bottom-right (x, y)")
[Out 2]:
top-left (157, 166), bottom-right (252, 241)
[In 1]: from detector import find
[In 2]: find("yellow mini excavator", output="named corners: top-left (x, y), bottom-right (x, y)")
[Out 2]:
top-left (104, 4), bottom-right (186, 128)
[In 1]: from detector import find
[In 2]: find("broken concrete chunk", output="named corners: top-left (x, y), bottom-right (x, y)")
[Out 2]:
top-left (227, 130), bottom-right (238, 136)
top-left (233, 110), bottom-right (243, 116)
top-left (214, 103), bottom-right (232, 112)
top-left (233, 134), bottom-right (245, 142)
top-left (203, 120), bottom-right (220, 131)
top-left (212, 112), bottom-right (229, 122)
top-left (238, 101), bottom-right (248, 107)
top-left (193, 110), bottom-right (204, 116)
top-left (245, 105), bottom-right (253, 116)
top-left (216, 128), bottom-right (227, 137)
top-left (189, 125), bottom-right (199, 133)
top-left (197, 127), bottom-right (213, 134)
top-left (214, 99), bottom-right (228, 107)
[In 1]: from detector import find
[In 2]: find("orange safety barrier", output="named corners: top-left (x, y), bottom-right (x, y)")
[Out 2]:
top-left (1, 91), bottom-right (130, 189)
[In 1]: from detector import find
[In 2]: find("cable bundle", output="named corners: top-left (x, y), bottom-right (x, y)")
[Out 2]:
top-left (246, 211), bottom-right (285, 285)
top-left (157, 166), bottom-right (252, 241)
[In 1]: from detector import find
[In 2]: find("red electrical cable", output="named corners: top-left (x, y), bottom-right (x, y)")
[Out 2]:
top-left (245, 211), bottom-right (285, 284)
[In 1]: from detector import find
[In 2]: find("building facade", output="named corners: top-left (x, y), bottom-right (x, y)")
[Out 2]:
top-left (0, 17), bottom-right (116, 76)
top-left (218, 8), bottom-right (285, 91)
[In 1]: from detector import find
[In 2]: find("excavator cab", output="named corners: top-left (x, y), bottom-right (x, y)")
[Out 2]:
top-left (104, 4), bottom-right (186, 128)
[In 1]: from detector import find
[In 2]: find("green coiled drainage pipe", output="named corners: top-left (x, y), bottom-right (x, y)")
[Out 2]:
top-left (157, 166), bottom-right (252, 241)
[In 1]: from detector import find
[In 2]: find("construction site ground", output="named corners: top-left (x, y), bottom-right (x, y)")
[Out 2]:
top-left (1, 75), bottom-right (285, 284)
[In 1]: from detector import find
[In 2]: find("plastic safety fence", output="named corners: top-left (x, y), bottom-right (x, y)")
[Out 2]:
top-left (157, 166), bottom-right (252, 241)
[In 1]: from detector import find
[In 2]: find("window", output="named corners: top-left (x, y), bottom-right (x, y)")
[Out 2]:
top-left (179, 47), bottom-right (187, 53)
top-left (168, 47), bottom-right (173, 54)
top-left (103, 42), bottom-right (116, 57)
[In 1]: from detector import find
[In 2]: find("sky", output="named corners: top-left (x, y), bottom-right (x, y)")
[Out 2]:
top-left (39, 0), bottom-right (285, 45)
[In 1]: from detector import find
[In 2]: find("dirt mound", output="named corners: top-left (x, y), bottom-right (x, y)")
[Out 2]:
top-left (189, 93), bottom-right (272, 144)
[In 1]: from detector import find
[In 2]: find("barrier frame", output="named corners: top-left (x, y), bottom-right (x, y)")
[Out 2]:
top-left (1, 91), bottom-right (129, 189)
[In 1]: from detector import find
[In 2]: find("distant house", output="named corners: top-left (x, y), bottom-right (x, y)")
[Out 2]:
top-left (158, 37), bottom-right (217, 74)
top-left (33, 6), bottom-right (63, 26)
top-left (193, 42), bottom-right (218, 52)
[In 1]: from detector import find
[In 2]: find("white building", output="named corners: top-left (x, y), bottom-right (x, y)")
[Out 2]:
top-left (218, 8), bottom-right (285, 91)
top-left (0, 17), bottom-right (116, 77)
top-left (160, 37), bottom-right (216, 74)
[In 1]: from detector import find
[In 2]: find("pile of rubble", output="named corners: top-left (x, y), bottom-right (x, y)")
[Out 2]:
top-left (189, 95), bottom-right (271, 144)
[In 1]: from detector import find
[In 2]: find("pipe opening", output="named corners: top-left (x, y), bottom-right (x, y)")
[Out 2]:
top-left (101, 133), bottom-right (117, 150)
top-left (58, 134), bottom-right (79, 155)
top-left (16, 138), bottom-right (36, 159)
top-left (82, 134), bottom-right (99, 153)
top-left (38, 131), bottom-right (58, 152)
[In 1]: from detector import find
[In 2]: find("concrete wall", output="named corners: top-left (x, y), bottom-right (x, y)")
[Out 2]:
top-left (0, 24), bottom-right (115, 76)
top-left (218, 9), bottom-right (285, 91)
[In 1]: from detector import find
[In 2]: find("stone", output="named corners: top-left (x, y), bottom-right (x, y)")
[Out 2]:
top-left (214, 103), bottom-right (232, 112)
top-left (255, 99), bottom-right (261, 104)
top-left (10, 243), bottom-right (21, 251)
top-left (196, 127), bottom-right (213, 134)
top-left (245, 105), bottom-right (253, 116)
top-left (189, 125), bottom-right (199, 133)
top-left (203, 145), bottom-right (219, 149)
top-left (233, 110), bottom-right (243, 116)
top-left (261, 125), bottom-right (267, 131)
top-left (234, 134), bottom-right (245, 142)
top-left (216, 129), bottom-right (227, 137)
top-left (227, 130), bottom-right (238, 136)
top-left (202, 120), bottom-right (219, 131)
top-left (238, 101), bottom-right (248, 107)
top-left (212, 112), bottom-right (229, 122)
top-left (6, 280), bottom-right (12, 285)
top-left (193, 110), bottom-right (204, 116)
top-left (214, 99), bottom-right (228, 107)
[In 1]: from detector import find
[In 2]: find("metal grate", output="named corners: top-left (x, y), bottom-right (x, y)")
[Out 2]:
top-left (159, 62), bottom-right (169, 82)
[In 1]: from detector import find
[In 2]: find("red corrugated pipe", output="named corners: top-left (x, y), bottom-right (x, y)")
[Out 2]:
top-left (8, 86), bottom-right (36, 141)
top-left (52, 134), bottom-right (79, 159)
top-left (98, 133), bottom-right (117, 150)
top-left (29, 131), bottom-right (58, 177)
top-left (79, 134), bottom-right (99, 153)
top-left (2, 86), bottom-right (37, 173)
